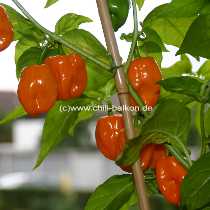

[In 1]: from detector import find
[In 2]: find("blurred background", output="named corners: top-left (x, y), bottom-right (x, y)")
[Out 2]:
top-left (0, 0), bottom-right (204, 209)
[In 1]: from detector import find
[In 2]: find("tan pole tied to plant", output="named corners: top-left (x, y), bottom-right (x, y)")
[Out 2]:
top-left (96, 1), bottom-right (150, 210)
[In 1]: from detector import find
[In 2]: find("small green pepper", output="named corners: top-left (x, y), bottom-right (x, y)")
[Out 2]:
top-left (108, 0), bottom-right (130, 32)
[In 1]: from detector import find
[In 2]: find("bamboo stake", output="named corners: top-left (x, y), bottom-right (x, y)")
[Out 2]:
top-left (96, 1), bottom-right (150, 210)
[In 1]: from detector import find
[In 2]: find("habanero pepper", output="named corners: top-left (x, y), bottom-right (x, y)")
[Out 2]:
top-left (119, 144), bottom-right (167, 173)
top-left (128, 57), bottom-right (162, 108)
top-left (156, 156), bottom-right (187, 206)
top-left (95, 115), bottom-right (126, 160)
top-left (108, 0), bottom-right (130, 32)
top-left (17, 64), bottom-right (58, 116)
top-left (0, 6), bottom-right (13, 51)
top-left (44, 54), bottom-right (87, 100)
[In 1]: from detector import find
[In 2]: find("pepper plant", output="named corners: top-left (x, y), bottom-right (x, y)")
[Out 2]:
top-left (1, 0), bottom-right (210, 209)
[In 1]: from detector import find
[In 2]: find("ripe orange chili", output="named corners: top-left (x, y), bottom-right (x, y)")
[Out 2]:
top-left (156, 156), bottom-right (187, 206)
top-left (17, 64), bottom-right (58, 116)
top-left (0, 6), bottom-right (13, 51)
top-left (119, 144), bottom-right (167, 173)
top-left (128, 57), bottom-right (162, 108)
top-left (95, 115), bottom-right (126, 160)
top-left (44, 54), bottom-right (87, 100)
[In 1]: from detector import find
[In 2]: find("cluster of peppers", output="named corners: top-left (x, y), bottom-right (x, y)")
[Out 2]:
top-left (1, 3), bottom-right (188, 206)
top-left (95, 58), bottom-right (187, 206)
top-left (18, 54), bottom-right (88, 116)
top-left (0, 6), bottom-right (88, 116)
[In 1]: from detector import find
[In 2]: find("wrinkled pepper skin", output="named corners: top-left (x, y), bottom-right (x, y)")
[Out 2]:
top-left (0, 6), bottom-right (13, 51)
top-left (44, 54), bottom-right (87, 100)
top-left (120, 144), bottom-right (167, 173)
top-left (156, 156), bottom-right (187, 206)
top-left (17, 64), bottom-right (58, 116)
top-left (140, 144), bottom-right (167, 170)
top-left (108, 0), bottom-right (129, 31)
top-left (95, 115), bottom-right (126, 160)
top-left (128, 57), bottom-right (162, 108)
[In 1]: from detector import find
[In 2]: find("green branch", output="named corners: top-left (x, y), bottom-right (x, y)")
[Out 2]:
top-left (200, 103), bottom-right (208, 156)
top-left (124, 0), bottom-right (139, 73)
top-left (11, 0), bottom-right (110, 70)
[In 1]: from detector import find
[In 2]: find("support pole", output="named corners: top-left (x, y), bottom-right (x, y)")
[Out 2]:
top-left (96, 1), bottom-right (150, 210)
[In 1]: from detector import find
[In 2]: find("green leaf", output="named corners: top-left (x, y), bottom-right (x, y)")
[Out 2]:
top-left (0, 106), bottom-right (26, 125)
top-left (160, 55), bottom-right (193, 104)
top-left (84, 61), bottom-right (113, 95)
top-left (197, 60), bottom-right (210, 81)
top-left (177, 15), bottom-right (210, 59)
top-left (85, 175), bottom-right (134, 210)
top-left (161, 55), bottom-right (192, 78)
top-left (15, 39), bottom-right (38, 63)
top-left (117, 99), bottom-right (191, 166)
top-left (16, 47), bottom-right (42, 78)
top-left (142, 27), bottom-right (167, 52)
top-left (1, 4), bottom-right (44, 41)
top-left (143, 0), bottom-right (205, 47)
top-left (34, 98), bottom-right (93, 168)
top-left (68, 110), bottom-right (95, 136)
top-left (204, 108), bottom-right (210, 138)
top-left (121, 28), bottom-right (166, 65)
top-left (139, 41), bottom-right (163, 66)
top-left (159, 76), bottom-right (203, 102)
top-left (141, 99), bottom-right (191, 148)
top-left (85, 79), bottom-right (116, 101)
top-left (119, 192), bottom-right (137, 210)
top-left (55, 13), bottom-right (92, 35)
top-left (45, 0), bottom-right (59, 8)
top-left (136, 0), bottom-right (144, 10)
top-left (62, 29), bottom-right (111, 67)
top-left (181, 152), bottom-right (210, 210)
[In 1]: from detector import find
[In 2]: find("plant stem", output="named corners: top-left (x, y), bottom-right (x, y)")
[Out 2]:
top-left (125, 0), bottom-right (150, 118)
top-left (128, 83), bottom-right (150, 118)
top-left (200, 103), bottom-right (208, 156)
top-left (124, 0), bottom-right (139, 73)
top-left (11, 0), bottom-right (110, 70)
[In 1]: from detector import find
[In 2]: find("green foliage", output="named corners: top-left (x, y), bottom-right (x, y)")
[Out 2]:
top-left (0, 106), bottom-right (26, 125)
top-left (136, 0), bottom-right (144, 10)
top-left (16, 47), bottom-right (43, 78)
top-left (160, 55), bottom-right (193, 104)
top-left (117, 99), bottom-right (191, 166)
top-left (2, 1), bottom-right (210, 209)
top-left (143, 0), bottom-right (205, 47)
top-left (55, 13), bottom-right (92, 35)
top-left (204, 108), bottom-right (210, 138)
top-left (45, 0), bottom-right (60, 8)
top-left (197, 60), bottom-right (210, 81)
top-left (181, 152), bottom-right (210, 210)
top-left (34, 98), bottom-right (95, 168)
top-left (62, 29), bottom-right (111, 67)
top-left (85, 175), bottom-right (135, 210)
top-left (159, 76), bottom-right (204, 102)
top-left (161, 55), bottom-right (192, 78)
top-left (177, 14), bottom-right (210, 59)
top-left (121, 27), bottom-right (166, 65)
top-left (15, 39), bottom-right (38, 63)
top-left (1, 4), bottom-right (44, 41)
